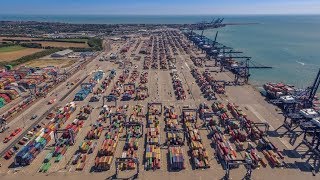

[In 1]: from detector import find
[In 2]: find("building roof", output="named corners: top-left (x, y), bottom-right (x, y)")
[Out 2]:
top-left (51, 49), bottom-right (73, 57)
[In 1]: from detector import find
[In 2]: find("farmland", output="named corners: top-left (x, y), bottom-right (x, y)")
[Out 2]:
top-left (0, 36), bottom-right (40, 42)
top-left (0, 36), bottom-right (89, 49)
top-left (0, 45), bottom-right (26, 53)
top-left (0, 46), bottom-right (44, 61)
top-left (0, 37), bottom-right (90, 66)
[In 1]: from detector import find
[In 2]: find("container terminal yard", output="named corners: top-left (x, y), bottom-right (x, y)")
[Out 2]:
top-left (0, 22), bottom-right (319, 180)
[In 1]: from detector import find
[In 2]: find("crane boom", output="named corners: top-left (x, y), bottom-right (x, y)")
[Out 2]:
top-left (306, 68), bottom-right (320, 107)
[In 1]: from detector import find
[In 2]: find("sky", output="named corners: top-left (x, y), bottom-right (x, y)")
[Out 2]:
top-left (0, 0), bottom-right (320, 15)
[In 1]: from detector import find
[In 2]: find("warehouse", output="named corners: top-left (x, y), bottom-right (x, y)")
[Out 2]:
top-left (51, 49), bottom-right (73, 58)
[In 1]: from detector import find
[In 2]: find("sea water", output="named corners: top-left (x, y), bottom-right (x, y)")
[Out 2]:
top-left (200, 15), bottom-right (320, 88)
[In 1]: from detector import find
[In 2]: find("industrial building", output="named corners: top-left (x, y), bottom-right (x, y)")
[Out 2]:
top-left (51, 49), bottom-right (73, 58)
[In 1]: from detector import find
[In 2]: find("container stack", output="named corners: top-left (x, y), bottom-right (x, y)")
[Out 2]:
top-left (146, 127), bottom-right (160, 145)
top-left (54, 146), bottom-right (68, 162)
top-left (244, 149), bottom-right (264, 168)
top-left (211, 101), bottom-right (227, 113)
top-left (151, 36), bottom-right (159, 69)
top-left (72, 103), bottom-right (103, 171)
top-left (118, 107), bottom-right (143, 170)
top-left (8, 126), bottom-right (35, 158)
top-left (122, 83), bottom-right (135, 101)
top-left (14, 102), bottom-right (76, 166)
top-left (0, 67), bottom-right (60, 110)
top-left (262, 150), bottom-right (282, 167)
top-left (140, 72), bottom-right (148, 84)
top-left (3, 145), bottom-right (19, 160)
top-left (227, 102), bottom-right (270, 141)
top-left (143, 56), bottom-right (151, 69)
top-left (145, 144), bottom-right (161, 170)
top-left (190, 56), bottom-right (205, 67)
top-left (213, 102), bottom-right (232, 125)
top-left (209, 101), bottom-right (277, 169)
top-left (131, 104), bottom-right (144, 118)
top-left (110, 112), bottom-right (126, 131)
top-left (183, 111), bottom-right (210, 169)
top-left (120, 121), bottom-right (142, 171)
top-left (191, 68), bottom-right (215, 100)
top-left (167, 132), bottom-right (183, 146)
top-left (227, 102), bottom-right (246, 120)
top-left (202, 70), bottom-right (224, 95)
top-left (164, 106), bottom-right (184, 150)
top-left (164, 106), bottom-right (181, 130)
top-left (257, 139), bottom-right (283, 167)
top-left (94, 127), bottom-right (120, 171)
top-left (145, 103), bottom-right (161, 170)
top-left (72, 151), bottom-right (89, 170)
top-left (125, 135), bottom-right (139, 150)
top-left (108, 69), bottom-right (130, 98)
top-left (75, 154), bottom-right (87, 171)
top-left (79, 141), bottom-right (91, 153)
top-left (170, 72), bottom-right (186, 100)
top-left (136, 85), bottom-right (149, 100)
top-left (39, 162), bottom-right (51, 173)
top-left (15, 131), bottom-right (53, 166)
top-left (93, 70), bottom-right (104, 81)
top-left (72, 121), bottom-right (100, 171)
top-left (86, 126), bottom-right (103, 140)
top-left (169, 147), bottom-right (185, 170)
top-left (77, 105), bottom-right (93, 120)
top-left (39, 119), bottom-right (84, 173)
top-left (81, 64), bottom-right (101, 98)
top-left (210, 125), bottom-right (238, 167)
top-left (98, 136), bottom-right (118, 156)
top-left (128, 70), bottom-right (140, 84)
top-left (120, 137), bottom-right (139, 170)
top-left (215, 138), bottom-right (238, 167)
top-left (136, 72), bottom-right (149, 100)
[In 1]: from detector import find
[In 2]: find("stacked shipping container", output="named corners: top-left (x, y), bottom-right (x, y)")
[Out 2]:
top-left (145, 104), bottom-right (161, 170)
top-left (15, 102), bottom-right (76, 166)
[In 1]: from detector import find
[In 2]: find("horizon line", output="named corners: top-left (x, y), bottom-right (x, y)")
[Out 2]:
top-left (1, 13), bottom-right (320, 16)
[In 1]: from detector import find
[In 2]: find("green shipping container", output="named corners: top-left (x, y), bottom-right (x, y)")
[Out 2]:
top-left (55, 154), bottom-right (62, 163)
top-left (0, 98), bottom-right (5, 108)
top-left (44, 152), bottom-right (53, 163)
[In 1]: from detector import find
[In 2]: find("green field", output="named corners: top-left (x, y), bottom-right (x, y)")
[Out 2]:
top-left (0, 45), bottom-right (26, 53)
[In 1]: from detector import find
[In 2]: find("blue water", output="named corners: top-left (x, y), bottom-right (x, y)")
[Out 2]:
top-left (197, 15), bottom-right (320, 88)
top-left (1, 14), bottom-right (319, 88)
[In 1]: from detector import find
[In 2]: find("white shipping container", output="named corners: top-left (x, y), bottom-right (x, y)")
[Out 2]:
top-left (121, 152), bottom-right (127, 158)
top-left (35, 136), bottom-right (41, 142)
top-left (39, 131), bottom-right (45, 138)
top-left (73, 119), bottom-right (79, 124)
top-left (50, 131), bottom-right (54, 140)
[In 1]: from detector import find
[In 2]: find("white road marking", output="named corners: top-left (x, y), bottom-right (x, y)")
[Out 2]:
top-left (184, 62), bottom-right (190, 70)
top-left (246, 105), bottom-right (292, 149)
